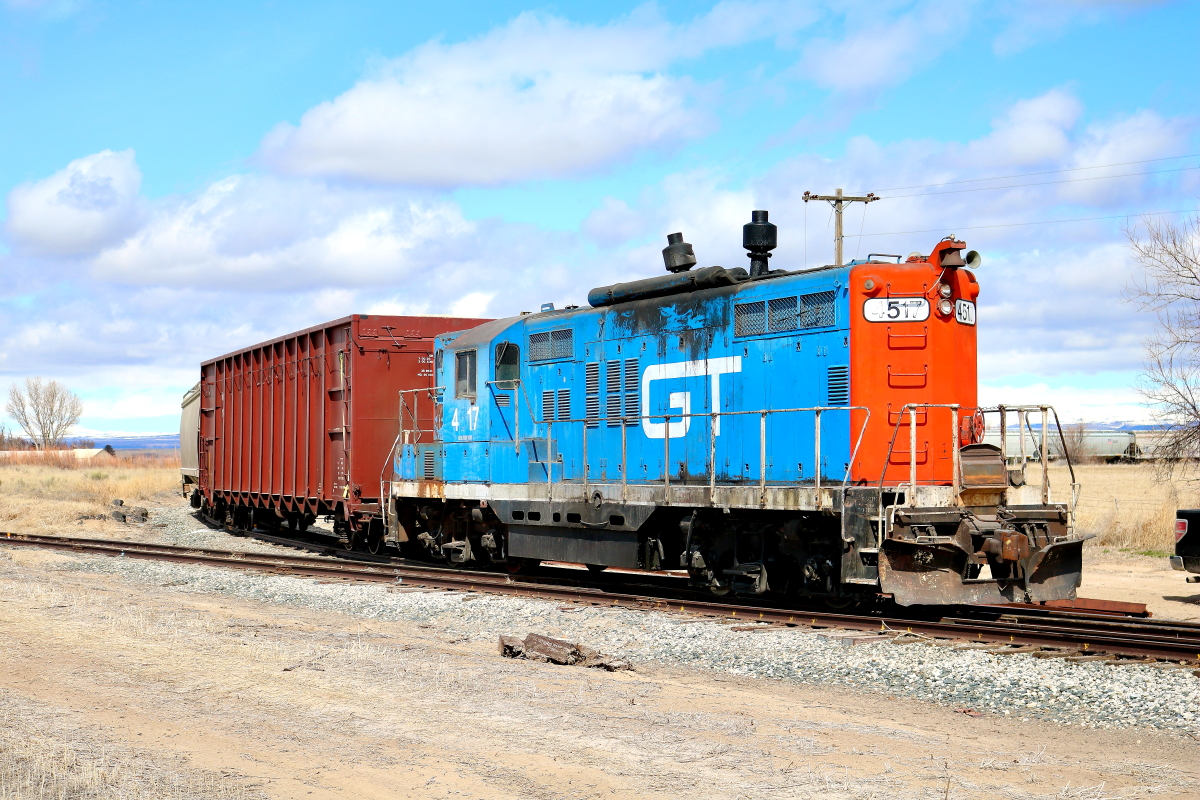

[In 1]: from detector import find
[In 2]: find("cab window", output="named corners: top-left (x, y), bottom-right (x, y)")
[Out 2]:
top-left (495, 342), bottom-right (520, 385)
top-left (455, 350), bottom-right (477, 400)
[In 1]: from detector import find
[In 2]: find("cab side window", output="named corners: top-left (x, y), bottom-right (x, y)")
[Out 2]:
top-left (455, 350), bottom-right (477, 400)
top-left (495, 342), bottom-right (520, 385)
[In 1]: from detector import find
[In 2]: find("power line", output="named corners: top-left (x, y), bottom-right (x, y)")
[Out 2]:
top-left (884, 164), bottom-right (1200, 199)
top-left (858, 152), bottom-right (1200, 193)
top-left (842, 207), bottom-right (1198, 239)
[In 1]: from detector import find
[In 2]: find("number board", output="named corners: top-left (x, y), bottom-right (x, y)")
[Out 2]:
top-left (862, 297), bottom-right (929, 322)
top-left (955, 300), bottom-right (976, 326)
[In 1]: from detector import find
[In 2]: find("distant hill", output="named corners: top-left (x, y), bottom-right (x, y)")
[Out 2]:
top-left (69, 434), bottom-right (181, 450)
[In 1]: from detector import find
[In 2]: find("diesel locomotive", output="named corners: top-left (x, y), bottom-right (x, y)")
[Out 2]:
top-left (384, 211), bottom-right (1086, 606)
top-left (183, 210), bottom-right (1088, 607)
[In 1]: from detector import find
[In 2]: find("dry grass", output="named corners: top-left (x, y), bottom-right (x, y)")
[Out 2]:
top-left (1046, 462), bottom-right (1200, 557)
top-left (0, 459), bottom-right (181, 534)
top-left (0, 697), bottom-right (262, 800)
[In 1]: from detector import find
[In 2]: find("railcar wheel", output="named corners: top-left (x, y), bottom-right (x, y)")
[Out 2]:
top-left (585, 564), bottom-right (607, 573)
top-left (505, 558), bottom-right (540, 574)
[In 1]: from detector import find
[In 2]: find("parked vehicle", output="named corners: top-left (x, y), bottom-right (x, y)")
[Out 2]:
top-left (1171, 510), bottom-right (1200, 583)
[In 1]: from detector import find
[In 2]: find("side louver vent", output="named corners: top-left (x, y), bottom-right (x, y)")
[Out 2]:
top-left (827, 365), bottom-right (849, 406)
top-left (423, 449), bottom-right (436, 479)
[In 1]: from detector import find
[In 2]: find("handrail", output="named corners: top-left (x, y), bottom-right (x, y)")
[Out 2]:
top-left (979, 404), bottom-right (1079, 530)
top-left (877, 403), bottom-right (965, 501)
top-left (527, 405), bottom-right (871, 499)
top-left (393, 390), bottom-right (872, 503)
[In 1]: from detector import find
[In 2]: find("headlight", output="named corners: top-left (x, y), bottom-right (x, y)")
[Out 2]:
top-left (938, 298), bottom-right (954, 316)
top-left (938, 283), bottom-right (953, 298)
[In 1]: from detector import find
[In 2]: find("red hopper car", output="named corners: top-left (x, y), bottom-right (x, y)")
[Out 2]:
top-left (187, 314), bottom-right (488, 551)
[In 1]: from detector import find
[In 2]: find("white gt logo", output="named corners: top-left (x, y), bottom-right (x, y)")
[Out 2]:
top-left (641, 356), bottom-right (742, 439)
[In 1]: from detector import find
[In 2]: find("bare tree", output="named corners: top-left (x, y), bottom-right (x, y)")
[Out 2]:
top-left (1058, 421), bottom-right (1094, 464)
top-left (0, 424), bottom-right (31, 451)
top-left (1126, 214), bottom-right (1200, 461)
top-left (5, 377), bottom-right (84, 450)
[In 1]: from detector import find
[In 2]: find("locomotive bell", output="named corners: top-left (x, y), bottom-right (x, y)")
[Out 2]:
top-left (743, 210), bottom-right (777, 277)
top-left (662, 232), bottom-right (697, 273)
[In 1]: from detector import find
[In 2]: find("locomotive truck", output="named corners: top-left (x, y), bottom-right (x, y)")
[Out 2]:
top-left (183, 210), bottom-right (1088, 607)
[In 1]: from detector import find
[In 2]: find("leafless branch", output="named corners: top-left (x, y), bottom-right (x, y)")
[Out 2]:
top-left (1126, 214), bottom-right (1200, 470)
top-left (4, 377), bottom-right (84, 450)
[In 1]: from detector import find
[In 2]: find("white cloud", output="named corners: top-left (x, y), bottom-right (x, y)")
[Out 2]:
top-left (797, 0), bottom-right (971, 94)
top-left (582, 197), bottom-right (649, 248)
top-left (450, 291), bottom-right (494, 318)
top-left (259, 12), bottom-right (706, 187)
top-left (5, 150), bottom-right (142, 256)
top-left (963, 89), bottom-right (1084, 167)
top-left (989, 0), bottom-right (1163, 56)
top-left (257, 3), bottom-right (828, 187)
top-left (979, 381), bottom-right (1151, 425)
top-left (89, 173), bottom-right (476, 289)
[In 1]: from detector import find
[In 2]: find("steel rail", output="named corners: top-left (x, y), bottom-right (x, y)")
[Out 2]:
top-left (3, 532), bottom-right (1199, 663)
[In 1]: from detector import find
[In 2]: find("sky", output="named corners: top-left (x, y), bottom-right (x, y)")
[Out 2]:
top-left (0, 0), bottom-right (1198, 435)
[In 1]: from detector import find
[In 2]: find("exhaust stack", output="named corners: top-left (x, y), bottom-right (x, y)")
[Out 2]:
top-left (662, 232), bottom-right (697, 273)
top-left (743, 210), bottom-right (777, 277)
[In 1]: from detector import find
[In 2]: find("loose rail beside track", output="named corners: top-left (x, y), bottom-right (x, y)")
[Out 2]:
top-left (4, 531), bottom-right (1199, 664)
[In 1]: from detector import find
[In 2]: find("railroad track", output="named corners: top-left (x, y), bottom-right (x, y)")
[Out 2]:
top-left (4, 531), bottom-right (1200, 665)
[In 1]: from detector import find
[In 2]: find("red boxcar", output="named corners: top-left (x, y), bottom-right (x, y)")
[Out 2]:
top-left (195, 314), bottom-right (488, 549)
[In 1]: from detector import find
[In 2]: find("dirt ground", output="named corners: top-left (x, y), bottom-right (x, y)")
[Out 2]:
top-left (2, 463), bottom-right (1199, 797)
top-left (1, 546), bottom-right (1196, 800)
top-left (1080, 551), bottom-right (1200, 622)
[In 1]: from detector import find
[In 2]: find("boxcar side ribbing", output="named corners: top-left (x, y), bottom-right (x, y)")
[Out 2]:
top-left (194, 314), bottom-right (488, 545)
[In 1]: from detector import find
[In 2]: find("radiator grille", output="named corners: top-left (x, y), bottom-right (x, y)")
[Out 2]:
top-left (767, 296), bottom-right (798, 332)
top-left (551, 329), bottom-right (573, 358)
top-left (557, 388), bottom-right (571, 421)
top-left (529, 328), bottom-right (574, 361)
top-left (801, 291), bottom-right (836, 328)
top-left (529, 331), bottom-right (551, 360)
top-left (735, 301), bottom-right (766, 336)
top-left (542, 390), bottom-right (555, 422)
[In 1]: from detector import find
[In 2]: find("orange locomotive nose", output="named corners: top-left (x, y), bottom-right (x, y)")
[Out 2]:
top-left (849, 238), bottom-right (980, 486)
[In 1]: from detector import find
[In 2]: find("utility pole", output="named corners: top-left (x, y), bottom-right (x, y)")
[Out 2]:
top-left (802, 188), bottom-right (878, 266)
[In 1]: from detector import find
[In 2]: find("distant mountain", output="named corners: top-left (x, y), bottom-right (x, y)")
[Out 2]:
top-left (68, 434), bottom-right (181, 450)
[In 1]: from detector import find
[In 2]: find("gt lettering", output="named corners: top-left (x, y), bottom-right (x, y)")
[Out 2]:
top-left (640, 357), bottom-right (742, 439)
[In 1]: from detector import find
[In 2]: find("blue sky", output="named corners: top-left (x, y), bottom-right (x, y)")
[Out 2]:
top-left (1, 0), bottom-right (1198, 434)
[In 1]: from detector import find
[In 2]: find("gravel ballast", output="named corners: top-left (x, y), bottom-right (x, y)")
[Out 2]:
top-left (25, 513), bottom-right (1198, 737)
